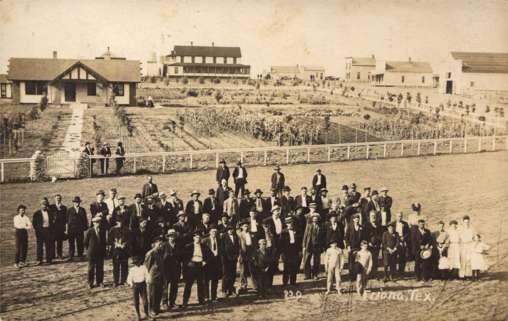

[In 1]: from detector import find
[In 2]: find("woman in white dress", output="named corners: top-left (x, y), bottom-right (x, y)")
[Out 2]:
top-left (447, 220), bottom-right (461, 278)
top-left (458, 215), bottom-right (476, 279)
top-left (471, 234), bottom-right (490, 280)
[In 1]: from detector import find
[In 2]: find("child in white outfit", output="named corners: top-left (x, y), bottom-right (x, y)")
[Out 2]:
top-left (325, 240), bottom-right (344, 294)
top-left (471, 234), bottom-right (489, 281)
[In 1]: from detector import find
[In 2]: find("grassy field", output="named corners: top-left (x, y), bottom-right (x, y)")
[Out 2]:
top-left (0, 152), bottom-right (507, 321)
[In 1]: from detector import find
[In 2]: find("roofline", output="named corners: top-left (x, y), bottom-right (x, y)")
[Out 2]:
top-left (52, 61), bottom-right (108, 83)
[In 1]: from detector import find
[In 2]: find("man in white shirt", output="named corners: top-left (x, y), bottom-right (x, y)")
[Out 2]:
top-left (238, 219), bottom-right (256, 293)
top-left (203, 225), bottom-right (221, 302)
top-left (182, 232), bottom-right (207, 308)
top-left (281, 216), bottom-right (301, 286)
top-left (14, 204), bottom-right (32, 267)
top-left (233, 161), bottom-right (248, 198)
top-left (105, 188), bottom-right (119, 215)
top-left (32, 198), bottom-right (55, 265)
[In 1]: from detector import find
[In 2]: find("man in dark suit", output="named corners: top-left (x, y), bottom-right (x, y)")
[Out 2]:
top-left (129, 193), bottom-right (144, 230)
top-left (108, 218), bottom-right (130, 286)
top-left (89, 190), bottom-right (109, 232)
top-left (215, 180), bottom-right (229, 215)
top-left (33, 198), bottom-right (56, 265)
top-left (267, 188), bottom-right (280, 215)
top-left (393, 211), bottom-right (411, 276)
top-left (271, 165), bottom-right (285, 197)
top-left (158, 192), bottom-right (175, 229)
top-left (251, 238), bottom-right (274, 297)
top-left (111, 196), bottom-right (132, 228)
top-left (411, 219), bottom-right (433, 281)
top-left (280, 216), bottom-right (302, 286)
top-left (173, 211), bottom-right (193, 245)
top-left (349, 183), bottom-right (362, 204)
top-left (142, 176), bottom-right (158, 199)
top-left (162, 229), bottom-right (181, 310)
top-left (295, 186), bottom-right (312, 214)
top-left (238, 189), bottom-right (253, 220)
top-left (345, 214), bottom-right (366, 280)
top-left (221, 223), bottom-right (239, 297)
top-left (67, 196), bottom-right (88, 260)
top-left (185, 190), bottom-right (203, 227)
top-left (232, 160), bottom-right (248, 198)
top-left (364, 211), bottom-right (383, 279)
top-left (202, 225), bottom-right (222, 302)
top-left (280, 186), bottom-right (295, 219)
top-left (253, 189), bottom-right (268, 219)
top-left (84, 216), bottom-right (107, 288)
top-left (312, 169), bottom-right (327, 192)
top-left (195, 213), bottom-right (212, 237)
top-left (238, 219), bottom-right (257, 293)
top-left (145, 236), bottom-right (165, 316)
top-left (203, 189), bottom-right (219, 223)
top-left (182, 232), bottom-right (210, 308)
top-left (382, 223), bottom-right (399, 282)
top-left (83, 141), bottom-right (95, 176)
top-left (302, 213), bottom-right (323, 280)
top-left (99, 142), bottom-right (112, 175)
top-left (49, 194), bottom-right (67, 260)
top-left (358, 187), bottom-right (373, 225)
top-left (324, 211), bottom-right (345, 249)
top-left (216, 159), bottom-right (230, 185)
top-left (378, 187), bottom-right (393, 230)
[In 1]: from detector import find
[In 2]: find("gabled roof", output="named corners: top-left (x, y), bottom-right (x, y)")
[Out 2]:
top-left (7, 58), bottom-right (141, 82)
top-left (0, 74), bottom-right (10, 83)
top-left (349, 57), bottom-right (376, 66)
top-left (384, 61), bottom-right (432, 73)
top-left (450, 51), bottom-right (508, 73)
top-left (173, 45), bottom-right (242, 58)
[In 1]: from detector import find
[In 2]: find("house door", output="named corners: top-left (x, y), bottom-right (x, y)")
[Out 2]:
top-left (64, 83), bottom-right (76, 102)
top-left (446, 80), bottom-right (453, 94)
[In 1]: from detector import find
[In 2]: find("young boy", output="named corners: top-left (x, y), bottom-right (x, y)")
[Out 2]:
top-left (354, 240), bottom-right (373, 296)
top-left (126, 256), bottom-right (150, 321)
top-left (325, 239), bottom-right (344, 295)
top-left (14, 204), bottom-right (32, 268)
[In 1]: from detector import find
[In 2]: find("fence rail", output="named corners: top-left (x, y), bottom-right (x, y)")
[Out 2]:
top-left (1, 135), bottom-right (506, 183)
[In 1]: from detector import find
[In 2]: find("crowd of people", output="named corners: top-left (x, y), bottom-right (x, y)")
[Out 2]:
top-left (176, 107), bottom-right (326, 146)
top-left (12, 163), bottom-right (490, 320)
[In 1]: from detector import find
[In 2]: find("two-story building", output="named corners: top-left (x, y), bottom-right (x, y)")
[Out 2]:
top-left (345, 55), bottom-right (376, 82)
top-left (371, 58), bottom-right (433, 87)
top-left (439, 51), bottom-right (508, 94)
top-left (270, 65), bottom-right (325, 81)
top-left (161, 43), bottom-right (250, 79)
top-left (7, 49), bottom-right (141, 105)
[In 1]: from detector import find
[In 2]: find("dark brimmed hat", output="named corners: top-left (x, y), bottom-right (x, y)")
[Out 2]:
top-left (236, 160), bottom-right (242, 165)
top-left (255, 188), bottom-right (263, 195)
top-left (380, 186), bottom-right (388, 192)
top-left (208, 188), bottom-right (215, 195)
top-left (262, 217), bottom-right (272, 226)
top-left (285, 216), bottom-right (294, 224)
top-left (240, 218), bottom-right (249, 226)
top-left (462, 215), bottom-right (470, 220)
top-left (219, 159), bottom-right (226, 164)
top-left (209, 223), bottom-right (218, 230)
top-left (341, 185), bottom-right (349, 191)
top-left (351, 183), bottom-right (357, 188)
top-left (371, 190), bottom-right (379, 196)
top-left (132, 256), bottom-right (144, 265)
top-left (226, 223), bottom-right (235, 230)
top-left (418, 218), bottom-right (426, 223)
top-left (449, 220), bottom-right (458, 225)
top-left (17, 204), bottom-right (27, 211)
top-left (134, 193), bottom-right (142, 199)
top-left (271, 205), bottom-right (281, 213)
top-left (96, 190), bottom-right (105, 196)
top-left (411, 203), bottom-right (422, 211)
top-left (243, 189), bottom-right (251, 195)
top-left (328, 211), bottom-right (338, 218)
top-left (72, 196), bottom-right (81, 203)
top-left (152, 235), bottom-right (163, 243)
top-left (283, 186), bottom-right (291, 192)
top-left (191, 190), bottom-right (200, 196)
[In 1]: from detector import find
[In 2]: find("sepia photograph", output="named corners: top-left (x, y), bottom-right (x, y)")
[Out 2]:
top-left (0, 0), bottom-right (507, 320)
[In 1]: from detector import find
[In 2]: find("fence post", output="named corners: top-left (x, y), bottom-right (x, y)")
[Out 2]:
top-left (1, 162), bottom-right (4, 183)
top-left (89, 157), bottom-right (93, 177)
top-left (307, 147), bottom-right (311, 163)
top-left (286, 149), bottom-right (290, 164)
top-left (347, 146), bottom-right (351, 160)
top-left (264, 151), bottom-right (267, 166)
top-left (162, 155), bottom-right (166, 173)
top-left (240, 151), bottom-right (244, 164)
top-left (400, 142), bottom-right (404, 157)
top-left (366, 144), bottom-right (369, 159)
top-left (492, 135), bottom-right (496, 151)
top-left (478, 137), bottom-right (482, 152)
top-left (449, 140), bottom-right (453, 153)
top-left (417, 141), bottom-right (421, 156)
top-left (133, 157), bottom-right (137, 174)
top-left (383, 143), bottom-right (387, 158)
top-left (463, 137), bottom-right (467, 153)
top-left (327, 147), bottom-right (331, 162)
top-left (433, 141), bottom-right (437, 155)
top-left (189, 153), bottom-right (193, 169)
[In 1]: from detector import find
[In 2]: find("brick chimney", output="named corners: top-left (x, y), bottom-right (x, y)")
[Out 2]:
top-left (53, 51), bottom-right (58, 59)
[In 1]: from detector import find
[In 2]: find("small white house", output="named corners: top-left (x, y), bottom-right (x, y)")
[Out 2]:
top-left (372, 58), bottom-right (433, 87)
top-left (439, 51), bottom-right (508, 94)
top-left (270, 65), bottom-right (324, 81)
top-left (345, 56), bottom-right (376, 82)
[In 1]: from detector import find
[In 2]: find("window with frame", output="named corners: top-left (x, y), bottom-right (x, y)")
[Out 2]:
top-left (174, 67), bottom-right (179, 74)
top-left (357, 72), bottom-right (361, 80)
top-left (422, 76), bottom-right (425, 84)
top-left (401, 75), bottom-right (405, 83)
top-left (1, 84), bottom-right (6, 98)
top-left (25, 81), bottom-right (47, 95)
top-left (470, 81), bottom-right (475, 87)
top-left (112, 83), bottom-right (124, 96)
top-left (87, 83), bottom-right (96, 96)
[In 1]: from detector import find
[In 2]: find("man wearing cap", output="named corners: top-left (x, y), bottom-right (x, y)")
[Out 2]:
top-left (67, 196), bottom-right (88, 260)
top-left (238, 189), bottom-right (253, 220)
top-left (221, 223), bottom-right (239, 297)
top-left (182, 232), bottom-right (210, 307)
top-left (145, 236), bottom-right (165, 316)
top-left (378, 187), bottom-right (393, 230)
top-left (202, 224), bottom-right (223, 302)
top-left (84, 215), bottom-right (107, 288)
top-left (162, 229), bottom-right (181, 310)
top-left (185, 191), bottom-right (203, 227)
top-left (335, 185), bottom-right (351, 219)
top-left (280, 216), bottom-right (302, 286)
top-left (172, 210), bottom-right (193, 245)
top-left (295, 187), bottom-right (312, 214)
top-left (109, 217), bottom-right (131, 286)
top-left (271, 165), bottom-right (285, 198)
top-left (142, 176), bottom-right (158, 200)
top-left (324, 211), bottom-right (345, 250)
top-left (49, 194), bottom-right (68, 260)
top-left (216, 159), bottom-right (230, 185)
top-left (280, 186), bottom-right (295, 219)
top-left (411, 219), bottom-right (433, 281)
top-left (238, 219), bottom-right (257, 293)
top-left (253, 189), bottom-right (267, 219)
top-left (90, 190), bottom-right (109, 234)
top-left (216, 179), bottom-right (229, 215)
top-left (345, 214), bottom-right (366, 281)
top-left (312, 169), bottom-right (327, 192)
top-left (302, 212), bottom-right (323, 280)
top-left (33, 198), bottom-right (56, 265)
top-left (203, 189), bottom-right (219, 223)
top-left (158, 192), bottom-right (175, 229)
top-left (232, 160), bottom-right (248, 198)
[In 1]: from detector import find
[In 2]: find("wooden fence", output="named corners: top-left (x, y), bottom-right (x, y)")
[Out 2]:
top-left (1, 135), bottom-right (506, 183)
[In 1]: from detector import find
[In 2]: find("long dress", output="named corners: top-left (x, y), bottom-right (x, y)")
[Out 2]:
top-left (447, 228), bottom-right (461, 270)
top-left (458, 225), bottom-right (476, 278)
top-left (471, 241), bottom-right (490, 271)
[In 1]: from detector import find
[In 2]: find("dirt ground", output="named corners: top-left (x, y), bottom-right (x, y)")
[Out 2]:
top-left (0, 152), bottom-right (507, 321)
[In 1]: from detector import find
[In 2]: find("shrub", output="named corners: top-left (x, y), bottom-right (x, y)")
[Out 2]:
top-left (181, 77), bottom-right (189, 85)
top-left (187, 89), bottom-right (199, 97)
top-left (213, 77), bottom-right (221, 84)
top-left (198, 77), bottom-right (205, 84)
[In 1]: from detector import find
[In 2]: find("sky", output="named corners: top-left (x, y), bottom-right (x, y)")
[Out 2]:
top-left (1, 0), bottom-right (508, 76)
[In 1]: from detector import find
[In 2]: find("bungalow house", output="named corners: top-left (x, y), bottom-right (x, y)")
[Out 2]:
top-left (439, 51), bottom-right (508, 94)
top-left (7, 49), bottom-right (141, 105)
top-left (372, 58), bottom-right (433, 87)
top-left (270, 65), bottom-right (325, 81)
top-left (345, 55), bottom-right (376, 82)
top-left (0, 74), bottom-right (12, 100)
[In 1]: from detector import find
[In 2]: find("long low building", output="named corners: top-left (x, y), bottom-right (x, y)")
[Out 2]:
top-left (270, 65), bottom-right (325, 81)
top-left (7, 49), bottom-right (141, 105)
top-left (371, 58), bottom-right (434, 87)
top-left (161, 43), bottom-right (251, 79)
top-left (439, 51), bottom-right (508, 94)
